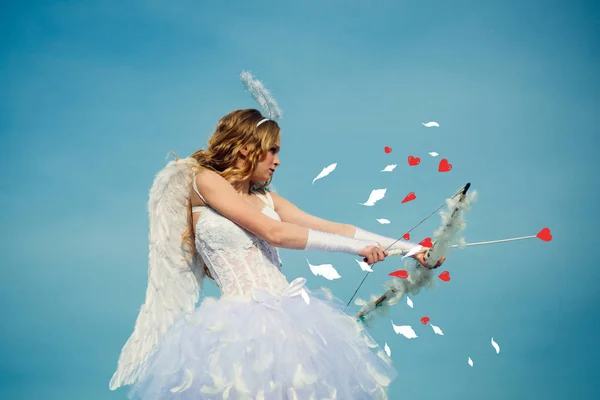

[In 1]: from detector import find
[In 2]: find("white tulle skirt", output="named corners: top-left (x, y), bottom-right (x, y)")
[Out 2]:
top-left (128, 278), bottom-right (397, 400)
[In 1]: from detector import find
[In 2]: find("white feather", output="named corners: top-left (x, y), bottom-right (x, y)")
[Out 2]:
top-left (491, 337), bottom-right (501, 354)
top-left (109, 158), bottom-right (205, 390)
top-left (240, 71), bottom-right (283, 120)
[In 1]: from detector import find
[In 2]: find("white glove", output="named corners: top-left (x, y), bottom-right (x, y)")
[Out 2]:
top-left (305, 229), bottom-right (377, 255)
top-left (353, 227), bottom-right (419, 252)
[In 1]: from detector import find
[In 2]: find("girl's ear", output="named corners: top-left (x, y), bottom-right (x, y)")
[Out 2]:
top-left (239, 144), bottom-right (250, 157)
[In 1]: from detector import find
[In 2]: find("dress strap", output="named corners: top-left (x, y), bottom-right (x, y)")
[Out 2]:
top-left (264, 191), bottom-right (274, 209)
top-left (192, 176), bottom-right (208, 213)
top-left (192, 177), bottom-right (207, 202)
top-left (253, 191), bottom-right (274, 209)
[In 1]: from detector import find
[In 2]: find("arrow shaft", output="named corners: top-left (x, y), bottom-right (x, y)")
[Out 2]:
top-left (451, 235), bottom-right (536, 247)
top-left (387, 235), bottom-right (538, 256)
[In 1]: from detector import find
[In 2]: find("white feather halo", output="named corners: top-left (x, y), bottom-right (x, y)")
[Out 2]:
top-left (240, 71), bottom-right (283, 120)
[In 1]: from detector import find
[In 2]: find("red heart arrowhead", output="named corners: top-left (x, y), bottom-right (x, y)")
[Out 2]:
top-left (401, 192), bottom-right (417, 204)
top-left (419, 237), bottom-right (433, 248)
top-left (408, 156), bottom-right (421, 166)
top-left (438, 271), bottom-right (450, 282)
top-left (438, 158), bottom-right (452, 172)
top-left (403, 233), bottom-right (411, 241)
top-left (421, 316), bottom-right (430, 325)
top-left (536, 227), bottom-right (553, 242)
top-left (384, 146), bottom-right (392, 154)
top-left (389, 270), bottom-right (409, 279)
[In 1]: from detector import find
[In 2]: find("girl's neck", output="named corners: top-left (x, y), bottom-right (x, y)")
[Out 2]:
top-left (232, 180), bottom-right (252, 195)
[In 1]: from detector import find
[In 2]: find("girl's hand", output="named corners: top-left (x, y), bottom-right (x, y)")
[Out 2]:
top-left (412, 250), bottom-right (446, 269)
top-left (360, 244), bottom-right (389, 266)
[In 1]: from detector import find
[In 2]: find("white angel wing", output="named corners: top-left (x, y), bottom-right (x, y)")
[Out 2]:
top-left (109, 157), bottom-right (205, 390)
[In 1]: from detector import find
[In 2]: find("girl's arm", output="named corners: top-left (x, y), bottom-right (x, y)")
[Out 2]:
top-left (269, 192), bottom-right (356, 236)
top-left (270, 191), bottom-right (419, 251)
top-left (194, 171), bottom-right (383, 262)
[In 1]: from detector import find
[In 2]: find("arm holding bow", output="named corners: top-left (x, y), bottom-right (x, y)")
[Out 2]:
top-left (269, 192), bottom-right (439, 268)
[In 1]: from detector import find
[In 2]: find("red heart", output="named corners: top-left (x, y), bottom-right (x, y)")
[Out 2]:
top-left (384, 146), bottom-right (392, 154)
top-left (421, 316), bottom-right (430, 325)
top-left (536, 227), bottom-right (553, 242)
top-left (408, 156), bottom-right (421, 166)
top-left (389, 270), bottom-right (409, 279)
top-left (401, 192), bottom-right (416, 204)
top-left (438, 271), bottom-right (450, 282)
top-left (403, 233), bottom-right (411, 241)
top-left (438, 158), bottom-right (452, 172)
top-left (419, 238), bottom-right (433, 248)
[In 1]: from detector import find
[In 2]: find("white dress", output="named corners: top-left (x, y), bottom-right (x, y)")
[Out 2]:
top-left (127, 185), bottom-right (397, 399)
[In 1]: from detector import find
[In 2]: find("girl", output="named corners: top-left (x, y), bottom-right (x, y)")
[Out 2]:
top-left (110, 109), bottom-right (444, 399)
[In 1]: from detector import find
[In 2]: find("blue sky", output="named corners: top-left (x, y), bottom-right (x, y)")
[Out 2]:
top-left (1, 0), bottom-right (599, 399)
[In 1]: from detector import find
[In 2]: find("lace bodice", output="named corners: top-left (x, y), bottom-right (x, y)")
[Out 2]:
top-left (193, 193), bottom-right (289, 298)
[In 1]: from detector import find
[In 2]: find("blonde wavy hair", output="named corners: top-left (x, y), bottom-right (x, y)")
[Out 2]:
top-left (181, 109), bottom-right (281, 280)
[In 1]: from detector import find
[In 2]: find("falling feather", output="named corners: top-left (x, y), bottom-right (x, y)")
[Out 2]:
top-left (307, 260), bottom-right (341, 280)
top-left (406, 296), bottom-right (414, 308)
top-left (381, 164), bottom-right (397, 172)
top-left (391, 321), bottom-right (418, 339)
top-left (355, 259), bottom-right (373, 272)
top-left (312, 163), bottom-right (337, 184)
top-left (431, 324), bottom-right (444, 335)
top-left (491, 337), bottom-right (500, 354)
top-left (360, 189), bottom-right (387, 206)
top-left (384, 342), bottom-right (391, 357)
top-left (422, 121), bottom-right (440, 127)
top-left (376, 218), bottom-right (391, 224)
top-left (468, 357), bottom-right (474, 367)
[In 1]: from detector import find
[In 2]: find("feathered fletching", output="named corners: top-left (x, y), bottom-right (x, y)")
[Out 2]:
top-left (240, 71), bottom-right (283, 120)
top-left (109, 158), bottom-right (205, 390)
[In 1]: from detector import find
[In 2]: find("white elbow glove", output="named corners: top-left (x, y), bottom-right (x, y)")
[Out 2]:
top-left (353, 227), bottom-right (419, 252)
top-left (304, 229), bottom-right (377, 255)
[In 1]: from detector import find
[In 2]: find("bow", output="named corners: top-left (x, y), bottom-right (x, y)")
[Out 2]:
top-left (344, 182), bottom-right (474, 321)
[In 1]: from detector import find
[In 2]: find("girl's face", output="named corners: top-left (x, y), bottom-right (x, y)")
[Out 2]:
top-left (251, 140), bottom-right (280, 182)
